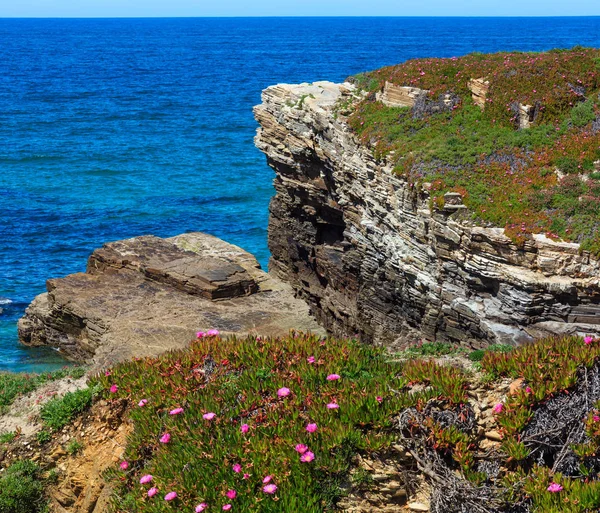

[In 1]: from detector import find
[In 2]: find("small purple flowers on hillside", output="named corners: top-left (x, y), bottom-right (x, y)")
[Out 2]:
top-left (295, 443), bottom-right (308, 454)
top-left (196, 331), bottom-right (206, 338)
top-left (493, 403), bottom-right (504, 414)
top-left (306, 423), bottom-right (317, 433)
top-left (547, 483), bottom-right (563, 493)
top-left (207, 329), bottom-right (220, 336)
top-left (225, 489), bottom-right (237, 499)
top-left (277, 387), bottom-right (291, 398)
top-left (263, 475), bottom-right (273, 484)
top-left (222, 505), bottom-right (232, 511)
top-left (263, 483), bottom-right (277, 494)
top-left (203, 412), bottom-right (216, 420)
top-left (148, 487), bottom-right (158, 497)
top-left (327, 402), bottom-right (339, 410)
top-left (300, 451), bottom-right (315, 463)
top-left (196, 504), bottom-right (208, 512)
top-left (232, 463), bottom-right (242, 473)
top-left (110, 384), bottom-right (118, 393)
top-left (160, 433), bottom-right (171, 444)
top-left (164, 492), bottom-right (177, 501)
top-left (140, 475), bottom-right (153, 484)
top-left (326, 374), bottom-right (340, 381)
top-left (138, 399), bottom-right (148, 407)
top-left (585, 336), bottom-right (594, 345)
top-left (307, 356), bottom-right (315, 364)
top-left (169, 407), bottom-right (184, 415)
top-left (240, 423), bottom-right (249, 434)
top-left (376, 396), bottom-right (383, 403)
top-left (120, 461), bottom-right (129, 470)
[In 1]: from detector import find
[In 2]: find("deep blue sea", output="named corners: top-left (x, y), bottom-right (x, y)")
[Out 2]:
top-left (1, 17), bottom-right (600, 372)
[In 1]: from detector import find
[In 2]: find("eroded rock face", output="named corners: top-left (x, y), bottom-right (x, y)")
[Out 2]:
top-left (254, 81), bottom-right (600, 349)
top-left (18, 233), bottom-right (324, 367)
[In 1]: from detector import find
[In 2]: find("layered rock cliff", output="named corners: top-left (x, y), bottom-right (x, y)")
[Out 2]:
top-left (254, 81), bottom-right (600, 348)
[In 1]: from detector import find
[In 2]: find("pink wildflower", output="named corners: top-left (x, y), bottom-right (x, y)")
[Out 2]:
top-left (585, 336), bottom-right (594, 345)
top-left (222, 505), bottom-right (232, 511)
top-left (263, 475), bottom-right (273, 484)
top-left (196, 504), bottom-right (208, 512)
top-left (295, 444), bottom-right (309, 454)
top-left (160, 433), bottom-right (171, 444)
top-left (169, 407), bottom-right (184, 415)
top-left (140, 475), bottom-right (153, 484)
top-left (104, 370), bottom-right (111, 376)
top-left (300, 451), bottom-right (315, 463)
top-left (164, 492), bottom-right (177, 501)
top-left (326, 402), bottom-right (339, 410)
top-left (240, 423), bottom-right (249, 434)
top-left (263, 484), bottom-right (278, 494)
top-left (110, 384), bottom-right (118, 393)
top-left (207, 329), bottom-right (220, 336)
top-left (306, 423), bottom-right (317, 433)
top-left (225, 490), bottom-right (237, 499)
top-left (525, 387), bottom-right (532, 394)
top-left (307, 356), bottom-right (315, 364)
top-left (148, 487), bottom-right (158, 497)
top-left (594, 415), bottom-right (600, 422)
top-left (203, 412), bottom-right (216, 420)
top-left (243, 473), bottom-right (250, 479)
top-left (547, 483), bottom-right (563, 493)
top-left (277, 387), bottom-right (291, 398)
top-left (233, 464), bottom-right (242, 473)
top-left (376, 396), bottom-right (383, 403)
top-left (196, 331), bottom-right (206, 338)
top-left (326, 374), bottom-right (341, 381)
top-left (138, 399), bottom-right (148, 407)
top-left (492, 403), bottom-right (504, 414)
top-left (120, 461), bottom-right (129, 470)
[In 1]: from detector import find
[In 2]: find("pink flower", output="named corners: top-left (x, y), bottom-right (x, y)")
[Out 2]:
top-left (160, 433), bottom-right (171, 444)
top-left (138, 399), bottom-right (148, 407)
top-left (306, 423), bottom-right (317, 433)
top-left (295, 444), bottom-right (309, 454)
top-left (326, 374), bottom-right (341, 381)
top-left (326, 402), bottom-right (339, 410)
top-left (585, 336), bottom-right (594, 345)
top-left (263, 483), bottom-right (278, 494)
top-left (525, 387), bottom-right (532, 394)
top-left (262, 475), bottom-right (273, 484)
top-left (547, 483), bottom-right (563, 493)
top-left (203, 412), bottom-right (216, 420)
top-left (222, 505), bottom-right (232, 511)
top-left (243, 473), bottom-right (250, 479)
top-left (300, 451), bottom-right (315, 463)
top-left (277, 387), bottom-right (291, 398)
top-left (140, 475), bottom-right (153, 484)
top-left (164, 492), bottom-right (177, 501)
top-left (307, 356), bottom-right (315, 364)
top-left (104, 371), bottom-right (111, 376)
top-left (120, 461), bottom-right (129, 470)
top-left (240, 423), bottom-right (249, 434)
top-left (207, 329), bottom-right (220, 336)
top-left (492, 403), bottom-right (504, 414)
top-left (594, 415), bottom-right (600, 422)
top-left (196, 504), bottom-right (208, 512)
top-left (148, 487), bottom-right (158, 497)
top-left (196, 331), bottom-right (206, 338)
top-left (225, 490), bottom-right (237, 500)
top-left (376, 396), bottom-right (383, 403)
top-left (232, 464), bottom-right (242, 473)
top-left (169, 407), bottom-right (184, 415)
top-left (110, 384), bottom-right (118, 393)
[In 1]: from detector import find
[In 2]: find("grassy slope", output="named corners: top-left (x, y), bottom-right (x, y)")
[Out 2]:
top-left (347, 48), bottom-right (600, 253)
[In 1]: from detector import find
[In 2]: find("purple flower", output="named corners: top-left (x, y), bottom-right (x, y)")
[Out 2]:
top-left (277, 387), bottom-right (291, 398)
top-left (160, 433), bottom-right (171, 444)
top-left (307, 356), bottom-right (315, 364)
top-left (207, 329), bottom-right (220, 336)
top-left (138, 399), bottom-right (148, 407)
top-left (196, 504), bottom-right (208, 512)
top-left (148, 487), bottom-right (158, 498)
top-left (240, 423), bottom-right (249, 434)
top-left (547, 483), bottom-right (563, 493)
top-left (263, 484), bottom-right (277, 494)
top-left (120, 461), bottom-right (129, 470)
top-left (169, 407), bottom-right (184, 415)
top-left (300, 451), bottom-right (315, 463)
top-left (140, 474), bottom-right (153, 484)
top-left (326, 374), bottom-right (341, 381)
top-left (306, 423), bottom-right (317, 433)
top-left (326, 402), bottom-right (339, 410)
top-left (492, 403), bottom-right (504, 414)
top-left (585, 336), bottom-right (594, 345)
top-left (110, 384), bottom-right (118, 393)
top-left (203, 412), bottom-right (216, 420)
top-left (164, 492), bottom-right (177, 501)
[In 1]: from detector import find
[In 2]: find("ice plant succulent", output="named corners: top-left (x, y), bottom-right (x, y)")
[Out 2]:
top-left (203, 412), bottom-right (216, 420)
top-left (277, 387), bottom-right (291, 398)
top-left (164, 492), bottom-right (177, 501)
top-left (147, 487), bottom-right (158, 498)
top-left (306, 423), bottom-right (317, 433)
top-left (109, 384), bottom-right (118, 393)
top-left (139, 474), bottom-right (153, 484)
top-left (263, 483), bottom-right (277, 494)
top-left (300, 451), bottom-right (315, 463)
top-left (196, 504), bottom-right (208, 512)
top-left (160, 433), bottom-right (171, 444)
top-left (138, 399), bottom-right (148, 407)
top-left (547, 483), bottom-right (563, 493)
top-left (326, 373), bottom-right (341, 381)
top-left (119, 460), bottom-right (129, 470)
top-left (240, 423), bottom-right (249, 434)
top-left (169, 407), bottom-right (184, 415)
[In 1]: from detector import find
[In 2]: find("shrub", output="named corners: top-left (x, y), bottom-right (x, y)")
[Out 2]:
top-left (40, 386), bottom-right (96, 431)
top-left (0, 460), bottom-right (45, 513)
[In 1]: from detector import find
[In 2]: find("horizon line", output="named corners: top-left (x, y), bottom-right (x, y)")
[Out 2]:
top-left (1, 15), bottom-right (600, 19)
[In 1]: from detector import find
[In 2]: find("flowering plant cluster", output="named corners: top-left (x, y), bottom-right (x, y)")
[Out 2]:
top-left (348, 48), bottom-right (600, 254)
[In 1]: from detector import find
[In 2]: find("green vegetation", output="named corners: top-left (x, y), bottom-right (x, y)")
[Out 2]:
top-left (66, 439), bottom-right (83, 455)
top-left (36, 430), bottom-right (51, 444)
top-left (0, 460), bottom-right (46, 513)
top-left (0, 431), bottom-right (16, 444)
top-left (348, 48), bottom-right (600, 252)
top-left (0, 366), bottom-right (86, 413)
top-left (400, 341), bottom-right (465, 358)
top-left (40, 386), bottom-right (97, 431)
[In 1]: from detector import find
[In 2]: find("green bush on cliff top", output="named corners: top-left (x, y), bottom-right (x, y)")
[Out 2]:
top-left (348, 47), bottom-right (600, 253)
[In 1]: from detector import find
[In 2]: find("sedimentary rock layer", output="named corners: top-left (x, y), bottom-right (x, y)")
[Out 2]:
top-left (254, 81), bottom-right (600, 348)
top-left (18, 233), bottom-right (323, 367)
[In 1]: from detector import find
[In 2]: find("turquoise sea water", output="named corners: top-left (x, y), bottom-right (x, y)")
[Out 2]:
top-left (1, 17), bottom-right (600, 372)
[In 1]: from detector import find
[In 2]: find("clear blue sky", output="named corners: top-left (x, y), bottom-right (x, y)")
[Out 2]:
top-left (1, 0), bottom-right (599, 18)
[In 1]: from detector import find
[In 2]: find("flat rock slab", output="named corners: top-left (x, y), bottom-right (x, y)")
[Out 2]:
top-left (18, 233), bottom-right (324, 369)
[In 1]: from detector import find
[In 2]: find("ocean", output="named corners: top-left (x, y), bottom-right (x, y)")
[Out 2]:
top-left (1, 16), bottom-right (600, 372)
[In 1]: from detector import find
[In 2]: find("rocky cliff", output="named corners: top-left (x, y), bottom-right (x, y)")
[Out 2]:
top-left (18, 232), bottom-right (323, 368)
top-left (254, 81), bottom-right (600, 349)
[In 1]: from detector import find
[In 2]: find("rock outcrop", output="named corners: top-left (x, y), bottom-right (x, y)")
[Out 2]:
top-left (18, 232), bottom-right (323, 368)
top-left (254, 81), bottom-right (600, 349)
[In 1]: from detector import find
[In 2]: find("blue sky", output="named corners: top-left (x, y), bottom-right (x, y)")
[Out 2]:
top-left (1, 0), bottom-right (599, 18)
